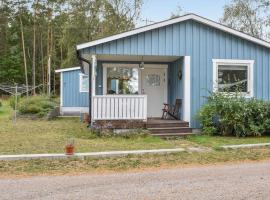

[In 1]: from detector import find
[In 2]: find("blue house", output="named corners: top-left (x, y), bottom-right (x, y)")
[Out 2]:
top-left (74, 13), bottom-right (270, 131)
top-left (55, 67), bottom-right (89, 115)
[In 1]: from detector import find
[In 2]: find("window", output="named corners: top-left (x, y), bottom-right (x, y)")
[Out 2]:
top-left (213, 59), bottom-right (254, 97)
top-left (146, 74), bottom-right (160, 86)
top-left (104, 64), bottom-right (139, 95)
top-left (79, 73), bottom-right (89, 92)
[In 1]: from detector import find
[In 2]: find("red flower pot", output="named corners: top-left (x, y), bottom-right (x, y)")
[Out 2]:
top-left (65, 144), bottom-right (75, 155)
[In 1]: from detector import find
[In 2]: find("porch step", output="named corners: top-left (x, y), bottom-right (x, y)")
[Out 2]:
top-left (146, 122), bottom-right (189, 128)
top-left (146, 119), bottom-right (193, 137)
top-left (149, 127), bottom-right (192, 134)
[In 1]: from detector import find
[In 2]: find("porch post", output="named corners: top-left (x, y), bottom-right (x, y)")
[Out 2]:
top-left (183, 56), bottom-right (191, 125)
top-left (91, 55), bottom-right (97, 96)
top-left (91, 55), bottom-right (97, 125)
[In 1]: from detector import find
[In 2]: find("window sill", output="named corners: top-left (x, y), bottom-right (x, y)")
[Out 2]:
top-left (214, 91), bottom-right (253, 98)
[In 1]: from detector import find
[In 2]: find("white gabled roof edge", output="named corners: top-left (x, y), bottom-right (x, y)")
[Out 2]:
top-left (76, 13), bottom-right (270, 50)
top-left (55, 67), bottom-right (81, 73)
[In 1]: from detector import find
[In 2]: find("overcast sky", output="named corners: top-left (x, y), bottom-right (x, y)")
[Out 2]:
top-left (138, 0), bottom-right (231, 26)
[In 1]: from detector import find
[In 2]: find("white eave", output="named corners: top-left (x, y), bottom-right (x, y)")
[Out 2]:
top-left (76, 13), bottom-right (270, 50)
top-left (55, 67), bottom-right (81, 73)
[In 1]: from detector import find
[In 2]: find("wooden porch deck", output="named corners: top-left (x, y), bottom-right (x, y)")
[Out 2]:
top-left (146, 118), bottom-right (195, 138)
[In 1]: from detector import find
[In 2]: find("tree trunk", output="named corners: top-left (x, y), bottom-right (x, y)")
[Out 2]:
top-left (47, 54), bottom-right (51, 96)
top-left (40, 32), bottom-right (45, 93)
top-left (19, 15), bottom-right (29, 97)
top-left (32, 0), bottom-right (37, 95)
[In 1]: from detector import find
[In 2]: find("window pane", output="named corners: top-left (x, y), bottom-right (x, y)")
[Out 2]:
top-left (146, 74), bottom-right (160, 86)
top-left (218, 65), bottom-right (248, 92)
top-left (81, 75), bottom-right (89, 91)
top-left (107, 67), bottom-right (138, 94)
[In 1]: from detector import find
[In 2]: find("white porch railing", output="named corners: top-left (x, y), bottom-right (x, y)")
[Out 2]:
top-left (92, 95), bottom-right (147, 120)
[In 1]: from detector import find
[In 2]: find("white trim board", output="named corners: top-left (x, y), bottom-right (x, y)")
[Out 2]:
top-left (55, 67), bottom-right (81, 73)
top-left (60, 107), bottom-right (89, 114)
top-left (183, 56), bottom-right (191, 124)
top-left (76, 14), bottom-right (270, 50)
top-left (212, 59), bottom-right (254, 98)
top-left (60, 72), bottom-right (63, 107)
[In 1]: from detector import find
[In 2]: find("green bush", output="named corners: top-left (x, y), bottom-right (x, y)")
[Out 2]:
top-left (9, 95), bottom-right (21, 110)
top-left (198, 92), bottom-right (270, 137)
top-left (18, 95), bottom-right (57, 117)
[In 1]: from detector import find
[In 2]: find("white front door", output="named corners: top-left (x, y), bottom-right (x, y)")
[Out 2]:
top-left (141, 66), bottom-right (167, 118)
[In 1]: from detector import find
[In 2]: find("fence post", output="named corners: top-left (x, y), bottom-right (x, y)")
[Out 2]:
top-left (14, 83), bottom-right (18, 124)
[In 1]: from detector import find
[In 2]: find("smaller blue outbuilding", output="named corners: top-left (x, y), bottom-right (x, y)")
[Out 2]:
top-left (55, 67), bottom-right (89, 115)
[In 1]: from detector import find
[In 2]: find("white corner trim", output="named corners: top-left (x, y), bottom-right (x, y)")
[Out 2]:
top-left (212, 59), bottom-right (254, 98)
top-left (79, 73), bottom-right (89, 93)
top-left (60, 72), bottom-right (63, 107)
top-left (55, 67), bottom-right (81, 73)
top-left (76, 14), bottom-right (270, 50)
top-left (183, 56), bottom-right (191, 124)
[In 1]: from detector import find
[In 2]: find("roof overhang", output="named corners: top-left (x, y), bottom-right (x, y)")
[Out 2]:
top-left (55, 67), bottom-right (81, 73)
top-left (81, 54), bottom-right (181, 63)
top-left (76, 13), bottom-right (270, 50)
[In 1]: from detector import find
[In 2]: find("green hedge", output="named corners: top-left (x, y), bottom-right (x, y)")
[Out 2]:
top-left (198, 92), bottom-right (270, 137)
top-left (17, 95), bottom-right (57, 117)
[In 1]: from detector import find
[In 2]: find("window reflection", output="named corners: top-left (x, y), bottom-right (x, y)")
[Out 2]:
top-left (218, 65), bottom-right (248, 92)
top-left (107, 67), bottom-right (139, 95)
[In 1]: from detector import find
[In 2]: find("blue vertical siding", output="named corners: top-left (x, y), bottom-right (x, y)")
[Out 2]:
top-left (62, 69), bottom-right (89, 107)
top-left (168, 58), bottom-right (183, 119)
top-left (80, 19), bottom-right (270, 128)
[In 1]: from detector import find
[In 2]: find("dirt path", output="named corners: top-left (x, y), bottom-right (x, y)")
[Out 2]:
top-left (1, 161), bottom-right (270, 200)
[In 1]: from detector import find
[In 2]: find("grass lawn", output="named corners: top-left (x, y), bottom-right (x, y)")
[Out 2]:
top-left (1, 148), bottom-right (270, 176)
top-left (186, 135), bottom-right (270, 148)
top-left (0, 100), bottom-right (12, 119)
top-left (1, 98), bottom-right (270, 176)
top-left (0, 99), bottom-right (194, 155)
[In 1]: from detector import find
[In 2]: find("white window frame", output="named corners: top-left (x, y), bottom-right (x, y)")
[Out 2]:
top-left (212, 59), bottom-right (254, 98)
top-left (79, 73), bottom-right (89, 93)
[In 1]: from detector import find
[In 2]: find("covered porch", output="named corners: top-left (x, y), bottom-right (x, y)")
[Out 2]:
top-left (80, 54), bottom-right (191, 127)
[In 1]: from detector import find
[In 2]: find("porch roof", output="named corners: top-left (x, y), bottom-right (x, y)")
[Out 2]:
top-left (80, 54), bottom-right (181, 75)
top-left (87, 54), bottom-right (180, 63)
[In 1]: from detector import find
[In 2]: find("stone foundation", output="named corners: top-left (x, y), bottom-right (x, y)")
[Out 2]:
top-left (93, 120), bottom-right (146, 129)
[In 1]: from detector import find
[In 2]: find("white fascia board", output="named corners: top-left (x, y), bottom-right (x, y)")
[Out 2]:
top-left (191, 15), bottom-right (270, 49)
top-left (76, 14), bottom-right (270, 50)
top-left (76, 14), bottom-right (192, 50)
top-left (55, 67), bottom-right (81, 73)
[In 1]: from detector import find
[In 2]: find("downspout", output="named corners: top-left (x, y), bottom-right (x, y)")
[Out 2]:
top-left (76, 50), bottom-right (92, 126)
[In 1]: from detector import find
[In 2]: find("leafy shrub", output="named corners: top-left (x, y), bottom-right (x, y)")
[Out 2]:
top-left (198, 92), bottom-right (270, 137)
top-left (18, 95), bottom-right (57, 117)
top-left (0, 101), bottom-right (2, 107)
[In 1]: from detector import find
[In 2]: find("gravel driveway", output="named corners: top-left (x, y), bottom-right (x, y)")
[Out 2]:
top-left (1, 161), bottom-right (270, 200)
